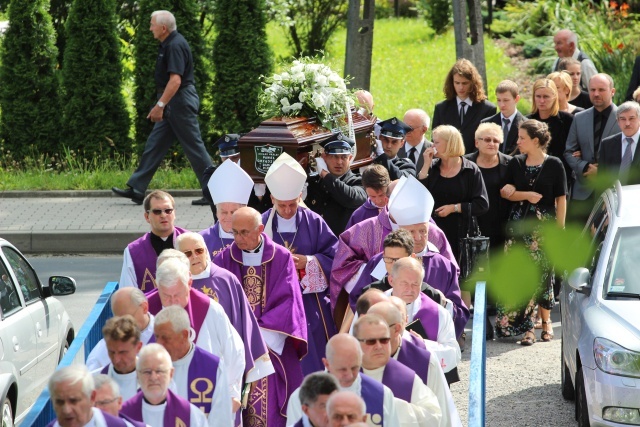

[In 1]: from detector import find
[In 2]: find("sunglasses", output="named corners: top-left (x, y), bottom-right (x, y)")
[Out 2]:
top-left (478, 137), bottom-right (501, 144)
top-left (357, 337), bottom-right (391, 346)
top-left (183, 248), bottom-right (206, 258)
top-left (147, 208), bottom-right (174, 215)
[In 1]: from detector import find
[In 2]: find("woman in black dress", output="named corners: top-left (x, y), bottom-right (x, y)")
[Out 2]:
top-left (497, 119), bottom-right (567, 345)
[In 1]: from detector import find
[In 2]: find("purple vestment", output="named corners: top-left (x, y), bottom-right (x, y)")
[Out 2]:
top-left (262, 207), bottom-right (337, 375)
top-left (412, 292), bottom-right (441, 341)
top-left (121, 389), bottom-right (190, 425)
top-left (360, 373), bottom-right (385, 424)
top-left (397, 338), bottom-right (432, 384)
top-left (331, 209), bottom-right (457, 313)
top-left (187, 346), bottom-right (220, 417)
top-left (46, 410), bottom-right (129, 427)
top-left (214, 233), bottom-right (307, 427)
top-left (127, 227), bottom-right (188, 293)
top-left (147, 288), bottom-right (209, 343)
top-left (200, 222), bottom-right (234, 259)
top-left (192, 263), bottom-right (269, 379)
top-left (345, 199), bottom-right (381, 230)
top-left (380, 358), bottom-right (416, 402)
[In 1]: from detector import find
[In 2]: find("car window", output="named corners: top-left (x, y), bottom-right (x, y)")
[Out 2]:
top-left (2, 247), bottom-right (42, 303)
top-left (585, 201), bottom-right (609, 276)
top-left (0, 257), bottom-right (22, 317)
top-left (605, 227), bottom-right (640, 296)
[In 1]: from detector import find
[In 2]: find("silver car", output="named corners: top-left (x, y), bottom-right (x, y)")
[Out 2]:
top-left (561, 183), bottom-right (640, 426)
top-left (0, 238), bottom-right (76, 427)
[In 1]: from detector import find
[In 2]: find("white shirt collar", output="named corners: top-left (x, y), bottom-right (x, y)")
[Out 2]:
top-left (623, 130), bottom-right (640, 145)
top-left (192, 263), bottom-right (211, 280)
top-left (218, 224), bottom-right (234, 239)
top-left (242, 236), bottom-right (265, 266)
top-left (456, 96), bottom-right (471, 106)
top-left (501, 110), bottom-right (519, 124)
top-left (276, 213), bottom-right (297, 233)
top-left (404, 139), bottom-right (425, 156)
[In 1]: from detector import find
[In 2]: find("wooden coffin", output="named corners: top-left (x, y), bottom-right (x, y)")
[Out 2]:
top-left (238, 111), bottom-right (376, 183)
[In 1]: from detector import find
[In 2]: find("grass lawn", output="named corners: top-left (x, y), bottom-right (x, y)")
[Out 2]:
top-left (2, 18), bottom-right (521, 191)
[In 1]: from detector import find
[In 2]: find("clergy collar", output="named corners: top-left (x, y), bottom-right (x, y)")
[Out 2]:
top-left (150, 231), bottom-right (174, 256)
top-left (243, 237), bottom-right (264, 253)
top-left (173, 343), bottom-right (195, 366)
top-left (218, 224), bottom-right (234, 239)
top-left (275, 213), bottom-right (297, 232)
top-left (192, 263), bottom-right (211, 280)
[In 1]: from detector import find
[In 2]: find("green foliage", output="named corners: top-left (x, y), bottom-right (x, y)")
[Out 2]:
top-left (133, 0), bottom-right (210, 151)
top-left (62, 0), bottom-right (131, 155)
top-left (0, 0), bottom-right (62, 159)
top-left (211, 0), bottom-right (273, 134)
top-left (413, 0), bottom-right (452, 34)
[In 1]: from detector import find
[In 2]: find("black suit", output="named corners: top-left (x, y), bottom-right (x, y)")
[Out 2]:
top-left (599, 132), bottom-right (640, 185)
top-left (373, 153), bottom-right (416, 180)
top-left (432, 99), bottom-right (497, 154)
top-left (398, 140), bottom-right (430, 173)
top-left (480, 111), bottom-right (525, 155)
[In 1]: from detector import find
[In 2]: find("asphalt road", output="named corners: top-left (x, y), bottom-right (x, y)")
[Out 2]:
top-left (27, 254), bottom-right (577, 426)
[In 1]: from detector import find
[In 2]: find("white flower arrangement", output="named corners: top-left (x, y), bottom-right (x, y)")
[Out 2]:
top-left (258, 57), bottom-right (357, 130)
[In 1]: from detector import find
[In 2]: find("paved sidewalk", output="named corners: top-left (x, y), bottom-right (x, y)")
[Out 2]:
top-left (0, 191), bottom-right (215, 253)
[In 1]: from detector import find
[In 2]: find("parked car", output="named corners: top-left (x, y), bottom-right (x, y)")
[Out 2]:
top-left (0, 238), bottom-right (76, 427)
top-left (561, 183), bottom-right (640, 426)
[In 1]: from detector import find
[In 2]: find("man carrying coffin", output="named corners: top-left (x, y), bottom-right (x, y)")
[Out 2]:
top-left (119, 190), bottom-right (188, 292)
top-left (214, 207), bottom-right (307, 427)
top-left (121, 344), bottom-right (208, 426)
top-left (262, 152), bottom-right (338, 374)
top-left (200, 160), bottom-right (254, 258)
top-left (368, 301), bottom-right (461, 427)
top-left (176, 232), bottom-right (274, 386)
top-left (146, 257), bottom-right (246, 411)
top-left (154, 306), bottom-right (234, 426)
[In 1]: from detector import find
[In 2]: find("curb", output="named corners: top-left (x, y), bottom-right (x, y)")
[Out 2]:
top-left (0, 190), bottom-right (202, 198)
top-left (4, 230), bottom-right (140, 254)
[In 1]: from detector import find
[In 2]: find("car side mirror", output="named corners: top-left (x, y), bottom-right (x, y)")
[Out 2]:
top-left (48, 276), bottom-right (76, 296)
top-left (568, 267), bottom-right (591, 296)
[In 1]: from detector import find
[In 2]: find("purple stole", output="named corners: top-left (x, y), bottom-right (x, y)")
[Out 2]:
top-left (147, 288), bottom-right (210, 343)
top-left (127, 226), bottom-right (187, 293)
top-left (47, 410), bottom-right (127, 427)
top-left (413, 292), bottom-right (440, 341)
top-left (101, 364), bottom-right (109, 374)
top-left (200, 223), bottom-right (233, 259)
top-left (120, 413), bottom-right (147, 427)
top-left (121, 389), bottom-right (190, 426)
top-left (345, 199), bottom-right (381, 230)
top-left (397, 339), bottom-right (432, 384)
top-left (360, 374), bottom-right (385, 424)
top-left (187, 347), bottom-right (220, 416)
top-left (378, 358), bottom-right (415, 402)
top-left (293, 420), bottom-right (304, 427)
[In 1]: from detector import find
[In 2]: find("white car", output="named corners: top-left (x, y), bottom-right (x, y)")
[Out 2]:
top-left (0, 238), bottom-right (76, 427)
top-left (561, 183), bottom-right (640, 426)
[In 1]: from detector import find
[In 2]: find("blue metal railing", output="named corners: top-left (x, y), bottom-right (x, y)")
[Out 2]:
top-left (20, 281), bottom-right (119, 427)
top-left (468, 281), bottom-right (487, 427)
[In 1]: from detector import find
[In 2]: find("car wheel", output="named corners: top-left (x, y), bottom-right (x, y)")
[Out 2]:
top-left (561, 343), bottom-right (575, 400)
top-left (1, 396), bottom-right (13, 427)
top-left (575, 367), bottom-right (590, 426)
top-left (58, 340), bottom-right (70, 363)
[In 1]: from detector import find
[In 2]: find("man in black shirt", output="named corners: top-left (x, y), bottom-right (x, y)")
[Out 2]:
top-left (374, 117), bottom-right (417, 180)
top-left (112, 10), bottom-right (212, 205)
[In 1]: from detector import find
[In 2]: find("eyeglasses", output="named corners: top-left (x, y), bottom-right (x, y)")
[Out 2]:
top-left (139, 368), bottom-right (169, 377)
top-left (478, 137), bottom-right (501, 144)
top-left (231, 225), bottom-right (259, 237)
top-left (357, 337), bottom-right (391, 346)
top-left (95, 397), bottom-right (119, 406)
top-left (147, 208), bottom-right (174, 215)
top-left (183, 248), bottom-right (206, 258)
top-left (383, 257), bottom-right (401, 264)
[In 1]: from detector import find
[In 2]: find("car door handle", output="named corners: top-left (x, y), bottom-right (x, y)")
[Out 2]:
top-left (12, 336), bottom-right (19, 352)
top-left (36, 322), bottom-right (43, 337)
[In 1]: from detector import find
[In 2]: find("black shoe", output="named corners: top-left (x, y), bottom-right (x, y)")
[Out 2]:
top-left (191, 197), bottom-right (210, 206)
top-left (457, 332), bottom-right (466, 352)
top-left (112, 186), bottom-right (144, 205)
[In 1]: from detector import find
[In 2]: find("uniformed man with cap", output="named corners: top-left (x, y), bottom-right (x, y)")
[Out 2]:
top-left (374, 117), bottom-right (417, 180)
top-left (199, 133), bottom-right (272, 214)
top-left (305, 132), bottom-right (367, 236)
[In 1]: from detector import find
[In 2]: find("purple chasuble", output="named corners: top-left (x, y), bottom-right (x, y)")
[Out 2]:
top-left (121, 389), bottom-right (190, 425)
top-left (421, 252), bottom-right (469, 338)
top-left (127, 227), bottom-right (188, 293)
top-left (46, 410), bottom-right (127, 427)
top-left (120, 413), bottom-right (147, 427)
top-left (214, 234), bottom-right (307, 427)
top-left (192, 263), bottom-right (268, 377)
top-left (413, 292), bottom-right (440, 341)
top-left (147, 288), bottom-right (210, 343)
top-left (379, 358), bottom-right (415, 402)
top-left (200, 222), bottom-right (234, 260)
top-left (397, 338), bottom-right (432, 384)
top-left (262, 207), bottom-right (338, 375)
top-left (187, 346), bottom-right (220, 417)
top-left (345, 199), bottom-right (381, 230)
top-left (360, 374), bottom-right (385, 424)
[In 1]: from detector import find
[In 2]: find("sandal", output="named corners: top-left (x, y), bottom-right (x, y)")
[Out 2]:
top-left (541, 320), bottom-right (554, 342)
top-left (520, 330), bottom-right (536, 346)
top-left (534, 317), bottom-right (543, 329)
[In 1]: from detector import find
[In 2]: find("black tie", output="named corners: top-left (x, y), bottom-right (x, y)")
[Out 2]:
top-left (459, 103), bottom-right (467, 124)
top-left (594, 112), bottom-right (604, 155)
top-left (408, 147), bottom-right (417, 164)
top-left (502, 118), bottom-right (510, 152)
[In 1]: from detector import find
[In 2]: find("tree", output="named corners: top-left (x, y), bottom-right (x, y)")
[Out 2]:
top-left (62, 0), bottom-right (131, 155)
top-left (134, 0), bottom-right (210, 151)
top-left (212, 0), bottom-right (273, 134)
top-left (0, 0), bottom-right (63, 160)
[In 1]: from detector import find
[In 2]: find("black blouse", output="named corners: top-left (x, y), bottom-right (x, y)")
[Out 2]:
top-left (504, 154), bottom-right (568, 209)
top-left (570, 91), bottom-right (592, 109)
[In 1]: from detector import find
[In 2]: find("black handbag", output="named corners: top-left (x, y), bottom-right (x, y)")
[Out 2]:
top-left (458, 203), bottom-right (490, 279)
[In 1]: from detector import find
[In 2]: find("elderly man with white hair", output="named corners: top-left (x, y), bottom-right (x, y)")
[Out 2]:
top-left (93, 375), bottom-right (146, 427)
top-left (551, 29), bottom-right (598, 91)
top-left (154, 305), bottom-right (233, 426)
top-left (400, 109), bottom-right (432, 171)
top-left (326, 391), bottom-right (368, 427)
top-left (121, 344), bottom-right (208, 426)
top-left (48, 365), bottom-right (135, 427)
top-left (145, 256), bottom-right (245, 410)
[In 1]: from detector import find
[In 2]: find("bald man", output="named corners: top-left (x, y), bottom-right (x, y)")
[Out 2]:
top-left (399, 109), bottom-right (432, 172)
top-left (326, 391), bottom-right (368, 427)
top-left (551, 29), bottom-right (598, 91)
top-left (214, 206), bottom-right (307, 427)
top-left (287, 334), bottom-right (400, 427)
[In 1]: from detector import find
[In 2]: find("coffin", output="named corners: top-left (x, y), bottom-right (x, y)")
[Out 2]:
top-left (238, 111), bottom-right (376, 183)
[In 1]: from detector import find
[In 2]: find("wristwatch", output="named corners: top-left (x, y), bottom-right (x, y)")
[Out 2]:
top-left (454, 204), bottom-right (459, 213)
top-left (157, 101), bottom-right (165, 108)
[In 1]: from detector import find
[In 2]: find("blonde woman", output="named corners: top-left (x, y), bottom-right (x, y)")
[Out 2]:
top-left (548, 71), bottom-right (584, 115)
top-left (558, 58), bottom-right (592, 109)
